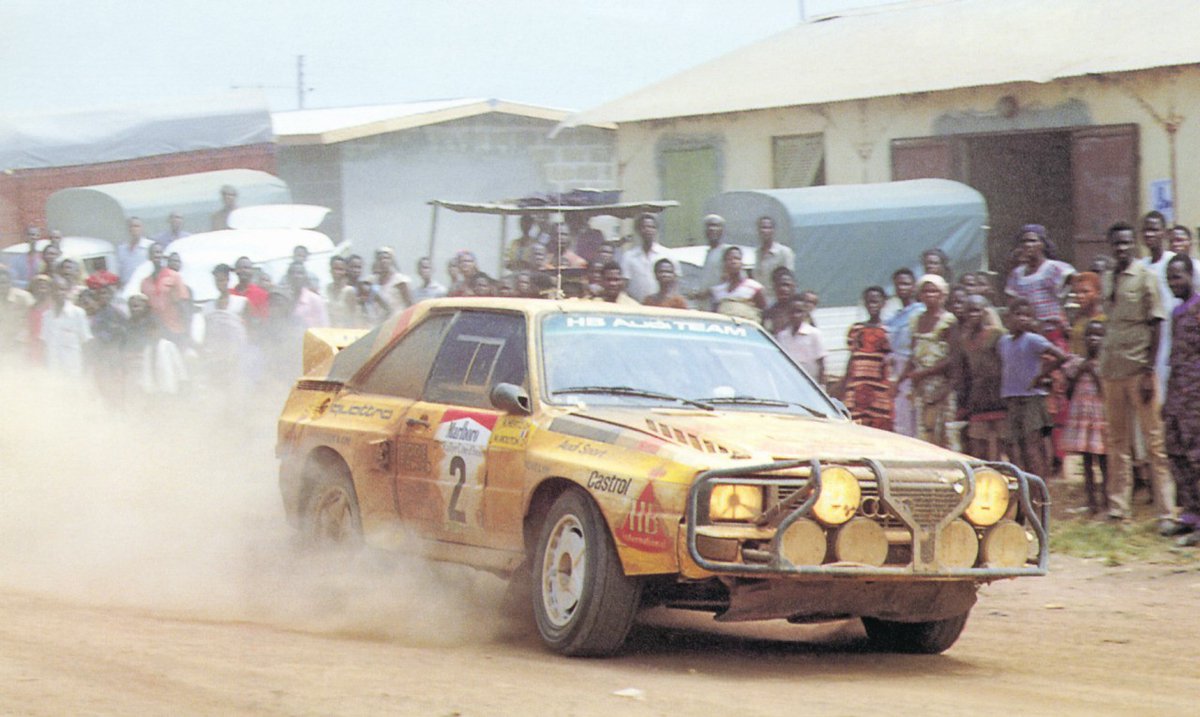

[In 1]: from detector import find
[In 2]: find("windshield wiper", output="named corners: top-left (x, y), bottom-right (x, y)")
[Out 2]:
top-left (552, 386), bottom-right (714, 411)
top-left (699, 395), bottom-right (827, 418)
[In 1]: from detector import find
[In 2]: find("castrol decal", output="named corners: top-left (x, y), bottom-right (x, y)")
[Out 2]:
top-left (616, 483), bottom-right (670, 553)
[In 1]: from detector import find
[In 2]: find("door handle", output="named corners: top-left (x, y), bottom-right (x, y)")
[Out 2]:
top-left (406, 416), bottom-right (430, 429)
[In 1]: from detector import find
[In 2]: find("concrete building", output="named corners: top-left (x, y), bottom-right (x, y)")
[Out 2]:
top-left (565, 0), bottom-right (1200, 271)
top-left (273, 99), bottom-right (616, 277)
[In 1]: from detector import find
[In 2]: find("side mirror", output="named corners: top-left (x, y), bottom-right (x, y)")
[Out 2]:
top-left (490, 383), bottom-right (532, 415)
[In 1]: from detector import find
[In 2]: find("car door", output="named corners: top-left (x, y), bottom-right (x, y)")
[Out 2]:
top-left (398, 310), bottom-right (529, 548)
top-left (340, 313), bottom-right (453, 537)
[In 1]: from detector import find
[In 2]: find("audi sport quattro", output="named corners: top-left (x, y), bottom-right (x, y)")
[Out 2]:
top-left (276, 298), bottom-right (1048, 656)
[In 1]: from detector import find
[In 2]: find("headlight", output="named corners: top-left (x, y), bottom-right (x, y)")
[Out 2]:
top-left (709, 484), bottom-right (763, 522)
top-left (812, 466), bottom-right (861, 525)
top-left (965, 468), bottom-right (1010, 526)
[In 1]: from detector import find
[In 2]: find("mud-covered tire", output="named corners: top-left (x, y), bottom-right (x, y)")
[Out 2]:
top-left (862, 611), bottom-right (970, 654)
top-left (531, 489), bottom-right (641, 656)
top-left (299, 459), bottom-right (362, 550)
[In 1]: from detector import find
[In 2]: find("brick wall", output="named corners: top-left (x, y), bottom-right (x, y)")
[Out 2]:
top-left (1, 143), bottom-right (276, 247)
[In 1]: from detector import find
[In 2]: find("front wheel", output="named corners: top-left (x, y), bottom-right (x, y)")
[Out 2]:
top-left (532, 489), bottom-right (641, 656)
top-left (862, 611), bottom-right (970, 654)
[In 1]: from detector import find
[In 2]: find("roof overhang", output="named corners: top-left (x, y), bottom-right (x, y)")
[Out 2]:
top-left (275, 98), bottom-right (615, 146)
top-left (562, 0), bottom-right (1200, 127)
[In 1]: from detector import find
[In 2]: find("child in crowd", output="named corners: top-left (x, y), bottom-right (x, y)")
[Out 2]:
top-left (776, 296), bottom-right (825, 387)
top-left (1063, 320), bottom-right (1109, 515)
top-left (843, 286), bottom-right (892, 429)
top-left (999, 297), bottom-right (1069, 477)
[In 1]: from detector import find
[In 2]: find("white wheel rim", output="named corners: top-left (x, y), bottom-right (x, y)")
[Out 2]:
top-left (541, 513), bottom-right (587, 628)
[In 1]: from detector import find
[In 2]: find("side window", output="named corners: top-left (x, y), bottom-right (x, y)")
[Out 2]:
top-left (355, 314), bottom-right (452, 397)
top-left (425, 312), bottom-right (527, 408)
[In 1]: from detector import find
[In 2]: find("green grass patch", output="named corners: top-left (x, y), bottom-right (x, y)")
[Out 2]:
top-left (1049, 518), bottom-right (1200, 566)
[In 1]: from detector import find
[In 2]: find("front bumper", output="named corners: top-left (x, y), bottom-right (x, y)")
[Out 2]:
top-left (685, 458), bottom-right (1049, 578)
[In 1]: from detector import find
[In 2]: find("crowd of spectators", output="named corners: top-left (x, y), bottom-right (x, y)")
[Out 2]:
top-left (2, 205), bottom-right (1198, 545)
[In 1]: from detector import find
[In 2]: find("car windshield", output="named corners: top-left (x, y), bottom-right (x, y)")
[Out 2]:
top-left (540, 313), bottom-right (837, 417)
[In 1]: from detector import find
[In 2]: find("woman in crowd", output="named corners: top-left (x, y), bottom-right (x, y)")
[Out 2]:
top-left (710, 246), bottom-right (766, 321)
top-left (901, 274), bottom-right (956, 448)
top-left (885, 267), bottom-right (923, 437)
top-left (324, 256), bottom-right (358, 328)
top-left (842, 285), bottom-right (892, 430)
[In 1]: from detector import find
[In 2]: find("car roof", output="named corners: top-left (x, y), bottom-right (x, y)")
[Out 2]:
top-left (400, 296), bottom-right (749, 325)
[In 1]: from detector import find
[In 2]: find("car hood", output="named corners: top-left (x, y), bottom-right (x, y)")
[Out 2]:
top-left (568, 406), bottom-right (963, 464)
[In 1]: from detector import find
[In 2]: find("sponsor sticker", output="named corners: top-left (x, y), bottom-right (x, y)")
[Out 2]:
top-left (586, 470), bottom-right (631, 496)
top-left (616, 483), bottom-right (670, 553)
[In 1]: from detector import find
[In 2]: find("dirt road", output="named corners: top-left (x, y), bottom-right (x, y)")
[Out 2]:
top-left (2, 372), bottom-right (1198, 717)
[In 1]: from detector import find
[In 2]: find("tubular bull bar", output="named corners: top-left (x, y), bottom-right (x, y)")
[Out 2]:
top-left (685, 458), bottom-right (1050, 578)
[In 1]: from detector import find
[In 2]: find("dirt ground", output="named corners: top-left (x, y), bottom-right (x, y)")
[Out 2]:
top-left (2, 371), bottom-right (1198, 717)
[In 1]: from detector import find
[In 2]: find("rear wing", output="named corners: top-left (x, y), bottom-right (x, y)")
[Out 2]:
top-left (302, 327), bottom-right (368, 376)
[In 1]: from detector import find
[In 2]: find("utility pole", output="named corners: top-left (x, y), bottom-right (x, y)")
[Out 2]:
top-left (297, 55), bottom-right (306, 109)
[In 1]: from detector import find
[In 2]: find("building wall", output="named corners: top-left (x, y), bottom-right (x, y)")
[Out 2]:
top-left (615, 66), bottom-right (1200, 242)
top-left (278, 115), bottom-right (616, 281)
top-left (0, 144), bottom-right (276, 248)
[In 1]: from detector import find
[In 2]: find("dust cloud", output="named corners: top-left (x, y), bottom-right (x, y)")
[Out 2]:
top-left (0, 364), bottom-right (511, 647)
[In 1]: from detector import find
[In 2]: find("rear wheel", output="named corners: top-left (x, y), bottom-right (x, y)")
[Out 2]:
top-left (862, 611), bottom-right (970, 654)
top-left (300, 458), bottom-right (362, 550)
top-left (531, 489), bottom-right (641, 656)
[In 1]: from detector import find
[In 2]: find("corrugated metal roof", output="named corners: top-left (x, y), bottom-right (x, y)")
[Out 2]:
top-left (273, 98), bottom-right (613, 146)
top-left (564, 0), bottom-right (1200, 126)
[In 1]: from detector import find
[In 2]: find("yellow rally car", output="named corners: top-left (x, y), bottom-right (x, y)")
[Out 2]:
top-left (276, 298), bottom-right (1048, 656)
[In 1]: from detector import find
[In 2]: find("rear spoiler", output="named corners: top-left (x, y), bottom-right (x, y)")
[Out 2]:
top-left (302, 327), bottom-right (368, 376)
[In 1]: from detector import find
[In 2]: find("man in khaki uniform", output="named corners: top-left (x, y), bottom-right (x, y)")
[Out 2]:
top-left (1100, 222), bottom-right (1178, 533)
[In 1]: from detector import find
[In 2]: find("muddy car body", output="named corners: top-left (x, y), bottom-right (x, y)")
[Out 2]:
top-left (276, 298), bottom-right (1048, 655)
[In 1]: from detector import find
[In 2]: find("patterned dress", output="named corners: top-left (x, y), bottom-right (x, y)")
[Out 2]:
top-left (910, 310), bottom-right (957, 447)
top-left (1165, 294), bottom-right (1200, 463)
top-left (1061, 357), bottom-right (1106, 455)
top-left (843, 322), bottom-right (892, 430)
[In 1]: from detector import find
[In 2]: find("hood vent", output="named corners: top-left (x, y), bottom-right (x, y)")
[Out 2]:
top-left (644, 419), bottom-right (746, 457)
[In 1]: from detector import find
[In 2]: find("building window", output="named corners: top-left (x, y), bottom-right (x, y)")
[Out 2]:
top-left (773, 133), bottom-right (825, 188)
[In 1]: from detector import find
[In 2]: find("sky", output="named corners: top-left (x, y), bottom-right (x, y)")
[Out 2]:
top-left (0, 0), bottom-right (889, 116)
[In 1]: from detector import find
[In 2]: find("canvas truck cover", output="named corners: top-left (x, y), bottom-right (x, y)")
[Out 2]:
top-left (45, 169), bottom-right (291, 245)
top-left (705, 179), bottom-right (987, 308)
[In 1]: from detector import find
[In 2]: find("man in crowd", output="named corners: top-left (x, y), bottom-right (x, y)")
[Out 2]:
top-left (41, 276), bottom-right (92, 378)
top-left (753, 215), bottom-right (795, 304)
top-left (619, 213), bottom-right (674, 303)
top-left (117, 217), bottom-right (152, 287)
top-left (596, 261), bottom-right (638, 305)
top-left (1141, 211), bottom-right (1178, 395)
top-left (153, 211), bottom-right (191, 249)
top-left (231, 256), bottom-right (270, 324)
top-left (410, 257), bottom-right (447, 303)
top-left (140, 243), bottom-right (191, 345)
top-left (0, 265), bottom-right (34, 354)
top-left (211, 185), bottom-right (239, 230)
top-left (12, 226), bottom-right (43, 288)
top-left (1100, 222), bottom-right (1177, 533)
top-left (697, 214), bottom-right (731, 302)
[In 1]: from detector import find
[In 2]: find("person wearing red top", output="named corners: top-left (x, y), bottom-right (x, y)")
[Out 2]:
top-left (140, 243), bottom-right (191, 343)
top-left (231, 256), bottom-right (270, 324)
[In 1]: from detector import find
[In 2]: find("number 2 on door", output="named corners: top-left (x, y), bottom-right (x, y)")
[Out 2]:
top-left (447, 455), bottom-right (467, 523)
